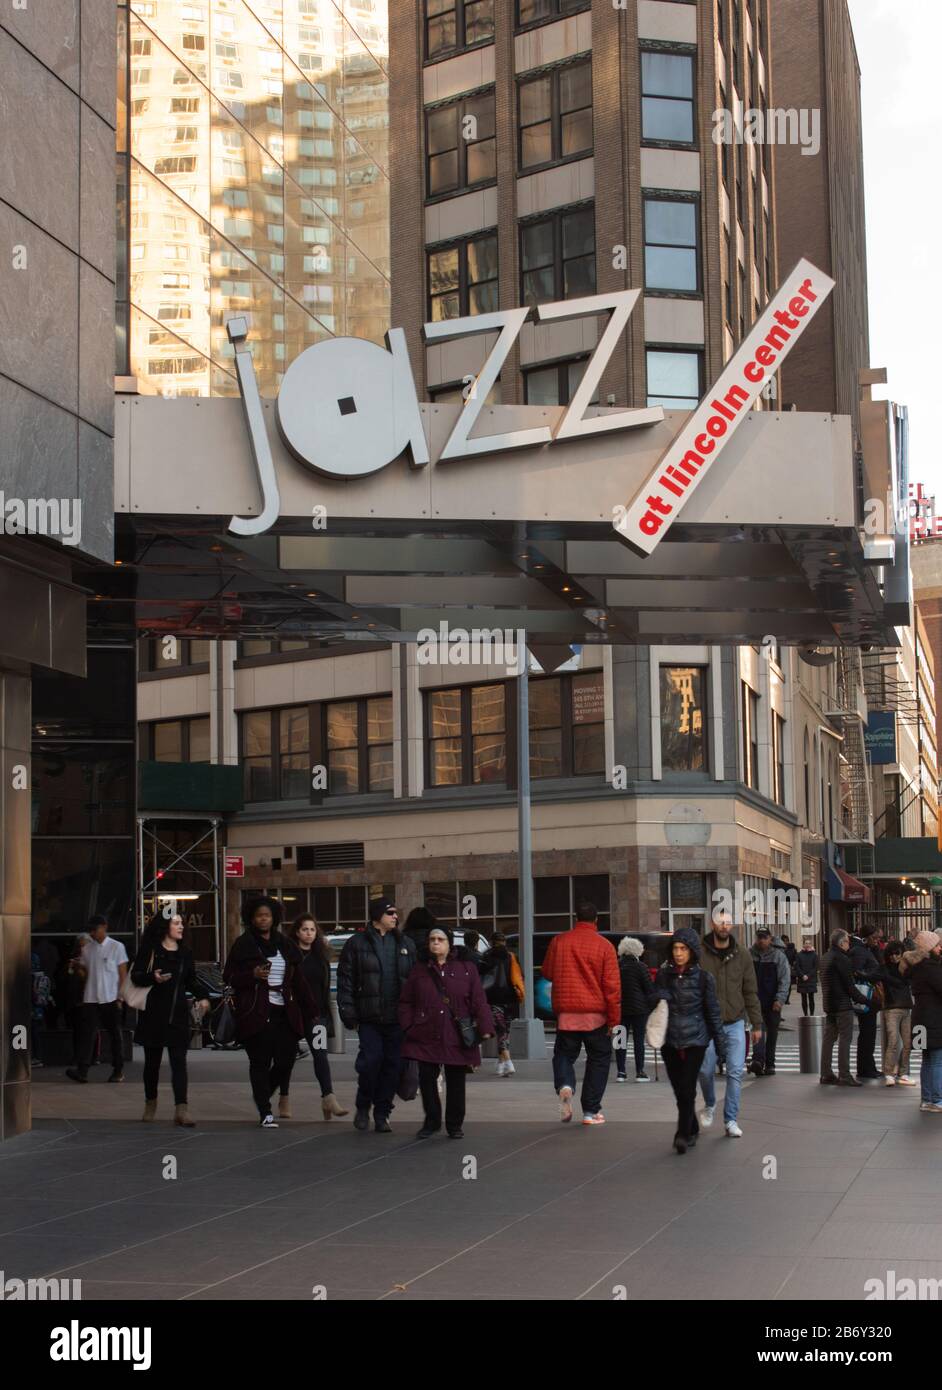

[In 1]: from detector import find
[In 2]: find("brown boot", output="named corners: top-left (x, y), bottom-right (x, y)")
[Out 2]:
top-left (321, 1093), bottom-right (349, 1120)
top-left (278, 1095), bottom-right (291, 1120)
top-left (142, 1098), bottom-right (158, 1122)
top-left (173, 1104), bottom-right (195, 1127)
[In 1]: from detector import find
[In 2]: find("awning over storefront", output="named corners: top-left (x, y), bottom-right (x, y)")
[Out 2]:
top-left (825, 863), bottom-right (871, 904)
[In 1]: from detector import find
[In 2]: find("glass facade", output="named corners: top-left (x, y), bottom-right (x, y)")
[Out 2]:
top-left (117, 0), bottom-right (390, 397)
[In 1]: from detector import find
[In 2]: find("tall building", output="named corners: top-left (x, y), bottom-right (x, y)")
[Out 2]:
top-left (117, 0), bottom-right (390, 398)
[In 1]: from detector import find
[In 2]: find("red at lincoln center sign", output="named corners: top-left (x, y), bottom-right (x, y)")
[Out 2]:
top-left (614, 257), bottom-right (835, 556)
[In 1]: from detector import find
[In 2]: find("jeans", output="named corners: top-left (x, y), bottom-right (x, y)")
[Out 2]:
top-left (354, 1021), bottom-right (403, 1120)
top-left (75, 1001), bottom-right (124, 1077)
top-left (243, 1009), bottom-right (300, 1119)
top-left (856, 1008), bottom-right (879, 1076)
top-left (662, 1044), bottom-right (707, 1141)
top-left (418, 1062), bottom-right (466, 1132)
top-left (614, 1016), bottom-right (647, 1076)
top-left (552, 1027), bottom-right (612, 1115)
top-left (920, 1048), bottom-right (942, 1105)
top-left (801, 992), bottom-right (816, 1016)
top-left (143, 1043), bottom-right (188, 1104)
top-left (699, 1021), bottom-right (747, 1124)
top-left (882, 1008), bottom-right (912, 1077)
top-left (821, 1009), bottom-right (855, 1080)
top-left (281, 1030), bottom-right (334, 1099)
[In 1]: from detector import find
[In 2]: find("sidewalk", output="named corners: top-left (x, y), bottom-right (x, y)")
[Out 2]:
top-left (7, 1017), bottom-right (941, 1302)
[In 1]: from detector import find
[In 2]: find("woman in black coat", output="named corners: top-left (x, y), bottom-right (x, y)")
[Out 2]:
top-left (901, 932), bottom-right (942, 1109)
top-left (795, 940), bottom-right (819, 1016)
top-left (653, 927), bottom-right (726, 1154)
top-left (615, 937), bottom-right (654, 1081)
top-left (131, 911), bottom-right (210, 1126)
top-left (276, 914), bottom-right (349, 1121)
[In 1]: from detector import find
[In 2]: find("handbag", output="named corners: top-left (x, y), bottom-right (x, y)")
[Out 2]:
top-left (210, 990), bottom-right (237, 1046)
top-left (119, 951), bottom-right (154, 1011)
top-left (433, 965), bottom-right (480, 1049)
top-left (396, 1058), bottom-right (419, 1102)
top-left (852, 980), bottom-right (873, 1015)
top-left (645, 998), bottom-right (668, 1049)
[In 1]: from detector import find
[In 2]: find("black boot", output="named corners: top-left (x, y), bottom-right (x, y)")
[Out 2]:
top-left (353, 1105), bottom-right (371, 1131)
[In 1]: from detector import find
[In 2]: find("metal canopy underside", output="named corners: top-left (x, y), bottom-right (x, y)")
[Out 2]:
top-left (99, 398), bottom-right (902, 648)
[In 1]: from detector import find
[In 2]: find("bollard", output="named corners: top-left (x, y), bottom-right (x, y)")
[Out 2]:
top-left (328, 1000), bottom-right (346, 1055)
top-left (798, 1013), bottom-right (824, 1073)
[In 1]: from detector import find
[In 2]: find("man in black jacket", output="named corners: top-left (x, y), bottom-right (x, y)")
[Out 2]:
top-left (337, 898), bottom-right (416, 1132)
top-left (849, 928), bottom-right (883, 1079)
top-left (820, 929), bottom-right (870, 1087)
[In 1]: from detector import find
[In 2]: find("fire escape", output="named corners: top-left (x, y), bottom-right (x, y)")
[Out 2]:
top-left (861, 650), bottom-right (923, 846)
top-left (826, 647), bottom-right (874, 860)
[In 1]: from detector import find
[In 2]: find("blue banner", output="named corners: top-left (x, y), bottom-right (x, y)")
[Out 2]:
top-left (865, 710), bottom-right (896, 765)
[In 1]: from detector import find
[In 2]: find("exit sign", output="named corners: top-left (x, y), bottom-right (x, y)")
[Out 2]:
top-left (224, 854), bottom-right (244, 878)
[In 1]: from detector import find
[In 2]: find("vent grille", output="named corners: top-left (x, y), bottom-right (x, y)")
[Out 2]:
top-left (296, 842), bottom-right (365, 871)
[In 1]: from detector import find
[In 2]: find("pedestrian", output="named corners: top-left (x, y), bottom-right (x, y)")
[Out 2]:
top-left (223, 896), bottom-right (316, 1128)
top-left (479, 930), bottom-right (524, 1076)
top-left (615, 937), bottom-right (655, 1082)
top-left (402, 905), bottom-right (437, 959)
top-left (280, 913), bottom-right (348, 1120)
top-left (398, 925), bottom-right (495, 1138)
top-left (30, 951), bottom-right (52, 1067)
top-left (849, 927), bottom-right (883, 1079)
top-left (131, 911), bottom-right (211, 1125)
top-left (819, 928), bottom-right (870, 1087)
top-left (654, 927), bottom-right (726, 1154)
top-left (781, 935), bottom-right (798, 1004)
top-left (64, 934), bottom-right (89, 1067)
top-left (541, 902), bottom-right (620, 1126)
top-left (747, 928), bottom-right (789, 1075)
top-left (900, 930), bottom-right (942, 1112)
top-left (337, 897), bottom-right (417, 1133)
top-left (459, 928), bottom-right (482, 966)
top-left (66, 916), bottom-right (129, 1084)
top-left (696, 911), bottom-right (761, 1138)
top-left (795, 937), bottom-right (819, 1015)
top-left (879, 941), bottom-right (915, 1088)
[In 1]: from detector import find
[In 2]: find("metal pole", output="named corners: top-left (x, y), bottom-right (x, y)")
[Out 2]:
top-left (510, 628), bottom-right (545, 1058)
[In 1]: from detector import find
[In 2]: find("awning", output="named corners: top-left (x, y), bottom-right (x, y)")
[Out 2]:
top-left (825, 864), bottom-right (871, 905)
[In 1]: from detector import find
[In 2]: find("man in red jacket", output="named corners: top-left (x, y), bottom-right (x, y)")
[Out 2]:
top-left (541, 903), bottom-right (621, 1125)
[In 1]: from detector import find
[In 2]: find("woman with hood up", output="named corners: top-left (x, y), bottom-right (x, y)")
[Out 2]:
top-left (223, 895), bottom-right (316, 1128)
top-left (654, 927), bottom-right (726, 1153)
top-left (900, 930), bottom-right (942, 1112)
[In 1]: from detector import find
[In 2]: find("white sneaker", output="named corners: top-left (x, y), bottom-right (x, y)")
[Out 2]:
top-left (503, 1060), bottom-right (515, 1076)
top-left (495, 1060), bottom-right (508, 1077)
top-left (897, 1075), bottom-right (916, 1087)
top-left (260, 1113), bottom-right (279, 1128)
top-left (884, 1075), bottom-right (896, 1087)
top-left (699, 1104), bottom-right (715, 1128)
top-left (920, 1102), bottom-right (934, 1112)
top-left (559, 1086), bottom-right (574, 1123)
top-left (725, 1121), bottom-right (743, 1138)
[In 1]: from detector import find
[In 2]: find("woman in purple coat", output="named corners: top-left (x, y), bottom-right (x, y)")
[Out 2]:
top-left (398, 925), bottom-right (495, 1139)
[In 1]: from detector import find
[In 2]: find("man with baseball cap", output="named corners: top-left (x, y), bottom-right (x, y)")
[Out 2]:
top-left (748, 927), bottom-right (790, 1076)
top-left (337, 897), bottom-right (416, 1132)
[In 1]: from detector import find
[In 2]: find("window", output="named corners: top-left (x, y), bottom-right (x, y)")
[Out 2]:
top-left (147, 716), bottom-right (210, 763)
top-left (237, 638), bottom-right (321, 658)
top-left (741, 680), bottom-right (760, 790)
top-left (523, 358), bottom-right (599, 407)
top-left (430, 379), bottom-right (501, 405)
top-left (425, 0), bottom-right (495, 60)
top-left (306, 885), bottom-right (398, 935)
top-left (325, 697), bottom-right (393, 794)
top-left (520, 205), bottom-right (595, 305)
top-left (660, 666), bottom-right (707, 772)
top-left (241, 698), bottom-right (392, 802)
top-left (641, 50), bottom-right (694, 144)
top-left (424, 872), bottom-right (608, 943)
top-left (517, 0), bottom-right (589, 24)
top-left (723, 231), bottom-right (732, 326)
top-left (643, 196), bottom-right (699, 292)
top-left (772, 712), bottom-right (785, 805)
top-left (660, 872), bottom-right (710, 935)
top-left (427, 684), bottom-right (508, 787)
top-left (646, 348), bottom-right (702, 409)
top-left (425, 90), bottom-right (496, 197)
top-left (518, 60), bottom-right (592, 170)
top-left (182, 32), bottom-right (205, 50)
top-left (428, 233), bottom-right (498, 321)
top-left (529, 671), bottom-right (605, 778)
top-left (142, 636), bottom-right (211, 671)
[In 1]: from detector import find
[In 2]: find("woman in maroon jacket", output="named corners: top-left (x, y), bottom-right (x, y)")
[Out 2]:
top-left (398, 926), bottom-right (495, 1139)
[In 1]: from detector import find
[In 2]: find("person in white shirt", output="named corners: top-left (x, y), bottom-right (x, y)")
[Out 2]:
top-left (66, 916), bottom-right (129, 1083)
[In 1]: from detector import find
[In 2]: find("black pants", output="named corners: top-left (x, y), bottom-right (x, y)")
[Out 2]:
top-left (418, 1062), bottom-right (467, 1132)
top-left (755, 1005), bottom-right (781, 1070)
top-left (243, 1010), bottom-right (300, 1119)
top-left (355, 1021), bottom-right (403, 1120)
top-left (856, 1009), bottom-right (879, 1076)
top-left (614, 1015), bottom-right (647, 1076)
top-left (552, 1026), bottom-right (612, 1115)
top-left (800, 992), bottom-right (816, 1016)
top-left (281, 1033), bottom-right (334, 1099)
top-left (662, 1044), bottom-right (706, 1142)
top-left (822, 1009), bottom-right (854, 1081)
top-left (143, 1044), bottom-right (188, 1104)
top-left (76, 1001), bottom-right (124, 1076)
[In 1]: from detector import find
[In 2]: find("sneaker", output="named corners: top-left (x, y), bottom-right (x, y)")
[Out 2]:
top-left (260, 1114), bottom-right (279, 1128)
top-left (919, 1102), bottom-right (933, 1112)
top-left (582, 1112), bottom-right (605, 1125)
top-left (884, 1075), bottom-right (897, 1087)
top-left (65, 1068), bottom-right (87, 1084)
top-left (699, 1104), bottom-right (715, 1129)
top-left (897, 1076), bottom-right (916, 1087)
top-left (108, 1071), bottom-right (125, 1083)
top-left (725, 1121), bottom-right (743, 1138)
top-left (926, 1104), bottom-right (942, 1113)
top-left (374, 1117), bottom-right (392, 1133)
top-left (635, 1072), bottom-right (651, 1083)
top-left (559, 1086), bottom-right (574, 1123)
top-left (495, 1060), bottom-right (508, 1077)
top-left (503, 1060), bottom-right (515, 1076)
top-left (616, 1073), bottom-right (627, 1083)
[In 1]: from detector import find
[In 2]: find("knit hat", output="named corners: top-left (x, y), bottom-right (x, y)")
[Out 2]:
top-left (618, 936), bottom-right (644, 959)
top-left (913, 930), bottom-right (939, 953)
top-left (369, 896), bottom-right (397, 924)
top-left (428, 924), bottom-right (454, 947)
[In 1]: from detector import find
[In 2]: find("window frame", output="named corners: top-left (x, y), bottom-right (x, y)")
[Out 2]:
top-left (741, 680), bottom-right (761, 791)
top-left (639, 46), bottom-right (697, 149)
top-left (426, 230), bottom-right (499, 322)
top-left (772, 711), bottom-right (785, 806)
top-left (522, 355), bottom-right (599, 408)
top-left (322, 694), bottom-right (395, 798)
top-left (145, 715), bottom-right (211, 763)
top-left (645, 345), bottom-right (704, 410)
top-left (517, 57), bottom-right (593, 175)
top-left (514, 0), bottom-right (590, 31)
top-left (519, 202), bottom-right (596, 307)
top-left (424, 88), bottom-right (497, 201)
top-left (139, 635), bottom-right (211, 678)
top-left (424, 0), bottom-right (496, 64)
top-left (642, 192), bottom-right (701, 296)
top-left (239, 696), bottom-right (394, 804)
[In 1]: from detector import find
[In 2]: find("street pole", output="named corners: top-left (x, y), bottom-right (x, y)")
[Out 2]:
top-left (510, 628), bottom-right (545, 1058)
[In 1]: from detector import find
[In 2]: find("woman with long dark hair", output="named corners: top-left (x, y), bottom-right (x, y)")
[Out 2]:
top-left (277, 913), bottom-right (349, 1120)
top-left (131, 910), bottom-right (211, 1126)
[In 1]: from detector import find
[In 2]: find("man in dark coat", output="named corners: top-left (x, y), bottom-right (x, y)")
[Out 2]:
top-left (819, 928), bottom-right (870, 1087)
top-left (849, 928), bottom-right (883, 1079)
top-left (901, 931), bottom-right (942, 1109)
top-left (337, 897), bottom-right (416, 1133)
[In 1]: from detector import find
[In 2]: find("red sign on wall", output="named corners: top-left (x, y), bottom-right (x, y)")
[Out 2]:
top-left (224, 854), bottom-right (244, 878)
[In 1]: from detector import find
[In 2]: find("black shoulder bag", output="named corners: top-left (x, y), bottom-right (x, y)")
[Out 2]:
top-left (432, 964), bottom-right (480, 1049)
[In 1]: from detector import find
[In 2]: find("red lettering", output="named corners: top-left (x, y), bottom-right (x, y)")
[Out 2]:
top-left (765, 325), bottom-right (791, 351)
top-left (693, 433), bottom-right (715, 454)
top-left (675, 449), bottom-right (704, 477)
top-left (706, 415), bottom-right (727, 438)
top-left (789, 295), bottom-right (809, 318)
top-left (724, 384), bottom-right (749, 411)
top-left (744, 360), bottom-right (764, 383)
top-left (639, 510), bottom-right (663, 536)
top-left (755, 344), bottom-right (775, 367)
top-left (647, 495), bottom-right (672, 516)
top-left (799, 277), bottom-right (817, 302)
top-left (660, 473), bottom-right (684, 498)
